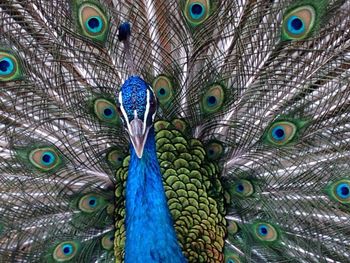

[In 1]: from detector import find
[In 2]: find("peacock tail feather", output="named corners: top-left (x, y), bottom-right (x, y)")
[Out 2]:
top-left (0, 0), bottom-right (349, 262)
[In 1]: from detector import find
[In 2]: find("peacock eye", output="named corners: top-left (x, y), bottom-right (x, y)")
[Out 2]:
top-left (282, 5), bottom-right (316, 40)
top-left (29, 147), bottom-right (61, 171)
top-left (253, 222), bottom-right (279, 243)
top-left (266, 121), bottom-right (297, 146)
top-left (152, 75), bottom-right (174, 106)
top-left (206, 141), bottom-right (224, 160)
top-left (53, 241), bottom-right (80, 261)
top-left (78, 194), bottom-right (106, 213)
top-left (233, 179), bottom-right (254, 197)
top-left (226, 256), bottom-right (241, 263)
top-left (106, 149), bottom-right (125, 168)
top-left (184, 0), bottom-right (211, 26)
top-left (0, 51), bottom-right (22, 81)
top-left (201, 84), bottom-right (225, 115)
top-left (94, 99), bottom-right (120, 124)
top-left (224, 251), bottom-right (242, 263)
top-left (101, 232), bottom-right (114, 250)
top-left (227, 220), bottom-right (239, 235)
top-left (327, 179), bottom-right (350, 205)
top-left (76, 2), bottom-right (109, 43)
top-left (171, 119), bottom-right (188, 134)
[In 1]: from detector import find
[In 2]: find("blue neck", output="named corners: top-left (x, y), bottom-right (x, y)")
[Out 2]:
top-left (125, 128), bottom-right (187, 263)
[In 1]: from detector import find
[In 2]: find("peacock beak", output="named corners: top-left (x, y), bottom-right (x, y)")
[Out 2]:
top-left (128, 116), bottom-right (150, 158)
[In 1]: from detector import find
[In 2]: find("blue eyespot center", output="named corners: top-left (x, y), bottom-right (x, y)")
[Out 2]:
top-left (228, 260), bottom-right (235, 263)
top-left (191, 4), bottom-right (203, 15)
top-left (88, 17), bottom-right (100, 29)
top-left (237, 183), bottom-right (244, 193)
top-left (272, 126), bottom-right (285, 141)
top-left (291, 17), bottom-right (303, 30)
top-left (189, 3), bottom-right (205, 20)
top-left (88, 197), bottom-right (97, 207)
top-left (208, 149), bottom-right (214, 156)
top-left (0, 58), bottom-right (14, 75)
top-left (109, 235), bottom-right (114, 241)
top-left (41, 152), bottom-right (55, 165)
top-left (62, 244), bottom-right (73, 255)
top-left (336, 183), bottom-right (350, 198)
top-left (117, 157), bottom-right (122, 162)
top-left (258, 225), bottom-right (268, 236)
top-left (159, 88), bottom-right (166, 96)
top-left (275, 129), bottom-right (284, 138)
top-left (287, 16), bottom-right (305, 35)
top-left (86, 16), bottom-right (103, 33)
top-left (104, 108), bottom-right (113, 117)
top-left (100, 105), bottom-right (117, 120)
top-left (0, 60), bottom-right (10, 72)
top-left (207, 96), bottom-right (217, 106)
top-left (42, 154), bottom-right (51, 163)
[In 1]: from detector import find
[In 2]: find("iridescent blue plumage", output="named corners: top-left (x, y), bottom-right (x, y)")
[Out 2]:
top-left (118, 76), bottom-right (186, 262)
top-left (126, 128), bottom-right (186, 263)
top-left (119, 76), bottom-right (148, 121)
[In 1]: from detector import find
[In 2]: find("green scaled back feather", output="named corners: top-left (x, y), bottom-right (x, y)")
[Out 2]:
top-left (0, 0), bottom-right (350, 263)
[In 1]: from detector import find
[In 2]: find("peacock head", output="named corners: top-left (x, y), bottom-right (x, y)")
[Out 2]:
top-left (117, 76), bottom-right (157, 158)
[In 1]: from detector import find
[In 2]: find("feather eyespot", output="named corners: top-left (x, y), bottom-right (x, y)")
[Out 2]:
top-left (184, 0), bottom-right (211, 26)
top-left (106, 149), bottom-right (125, 168)
top-left (266, 121), bottom-right (298, 146)
top-left (282, 5), bottom-right (316, 40)
top-left (172, 119), bottom-right (188, 134)
top-left (337, 183), bottom-right (350, 199)
top-left (101, 232), bottom-right (114, 250)
top-left (189, 3), bottom-right (205, 20)
top-left (152, 75), bottom-right (174, 106)
top-left (78, 194), bottom-right (105, 213)
top-left (201, 84), bottom-right (225, 115)
top-left (86, 16), bottom-right (103, 33)
top-left (53, 241), bottom-right (80, 262)
top-left (0, 51), bottom-right (22, 81)
top-left (206, 141), bottom-right (224, 160)
top-left (29, 147), bottom-right (61, 171)
top-left (233, 179), bottom-right (254, 197)
top-left (76, 2), bottom-right (109, 43)
top-left (227, 220), bottom-right (239, 235)
top-left (253, 222), bottom-right (279, 243)
top-left (94, 99), bottom-right (120, 124)
top-left (0, 58), bottom-right (14, 75)
top-left (226, 256), bottom-right (241, 263)
top-left (328, 179), bottom-right (350, 205)
top-left (225, 252), bottom-right (241, 263)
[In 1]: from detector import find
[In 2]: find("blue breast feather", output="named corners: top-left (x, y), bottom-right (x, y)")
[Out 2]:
top-left (125, 128), bottom-right (187, 263)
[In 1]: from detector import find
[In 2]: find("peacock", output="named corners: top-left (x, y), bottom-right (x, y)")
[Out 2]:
top-left (0, 0), bottom-right (349, 262)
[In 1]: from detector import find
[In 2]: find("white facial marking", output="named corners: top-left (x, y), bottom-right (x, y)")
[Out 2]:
top-left (149, 86), bottom-right (157, 122)
top-left (118, 91), bottom-right (133, 136)
top-left (143, 89), bottom-right (151, 134)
